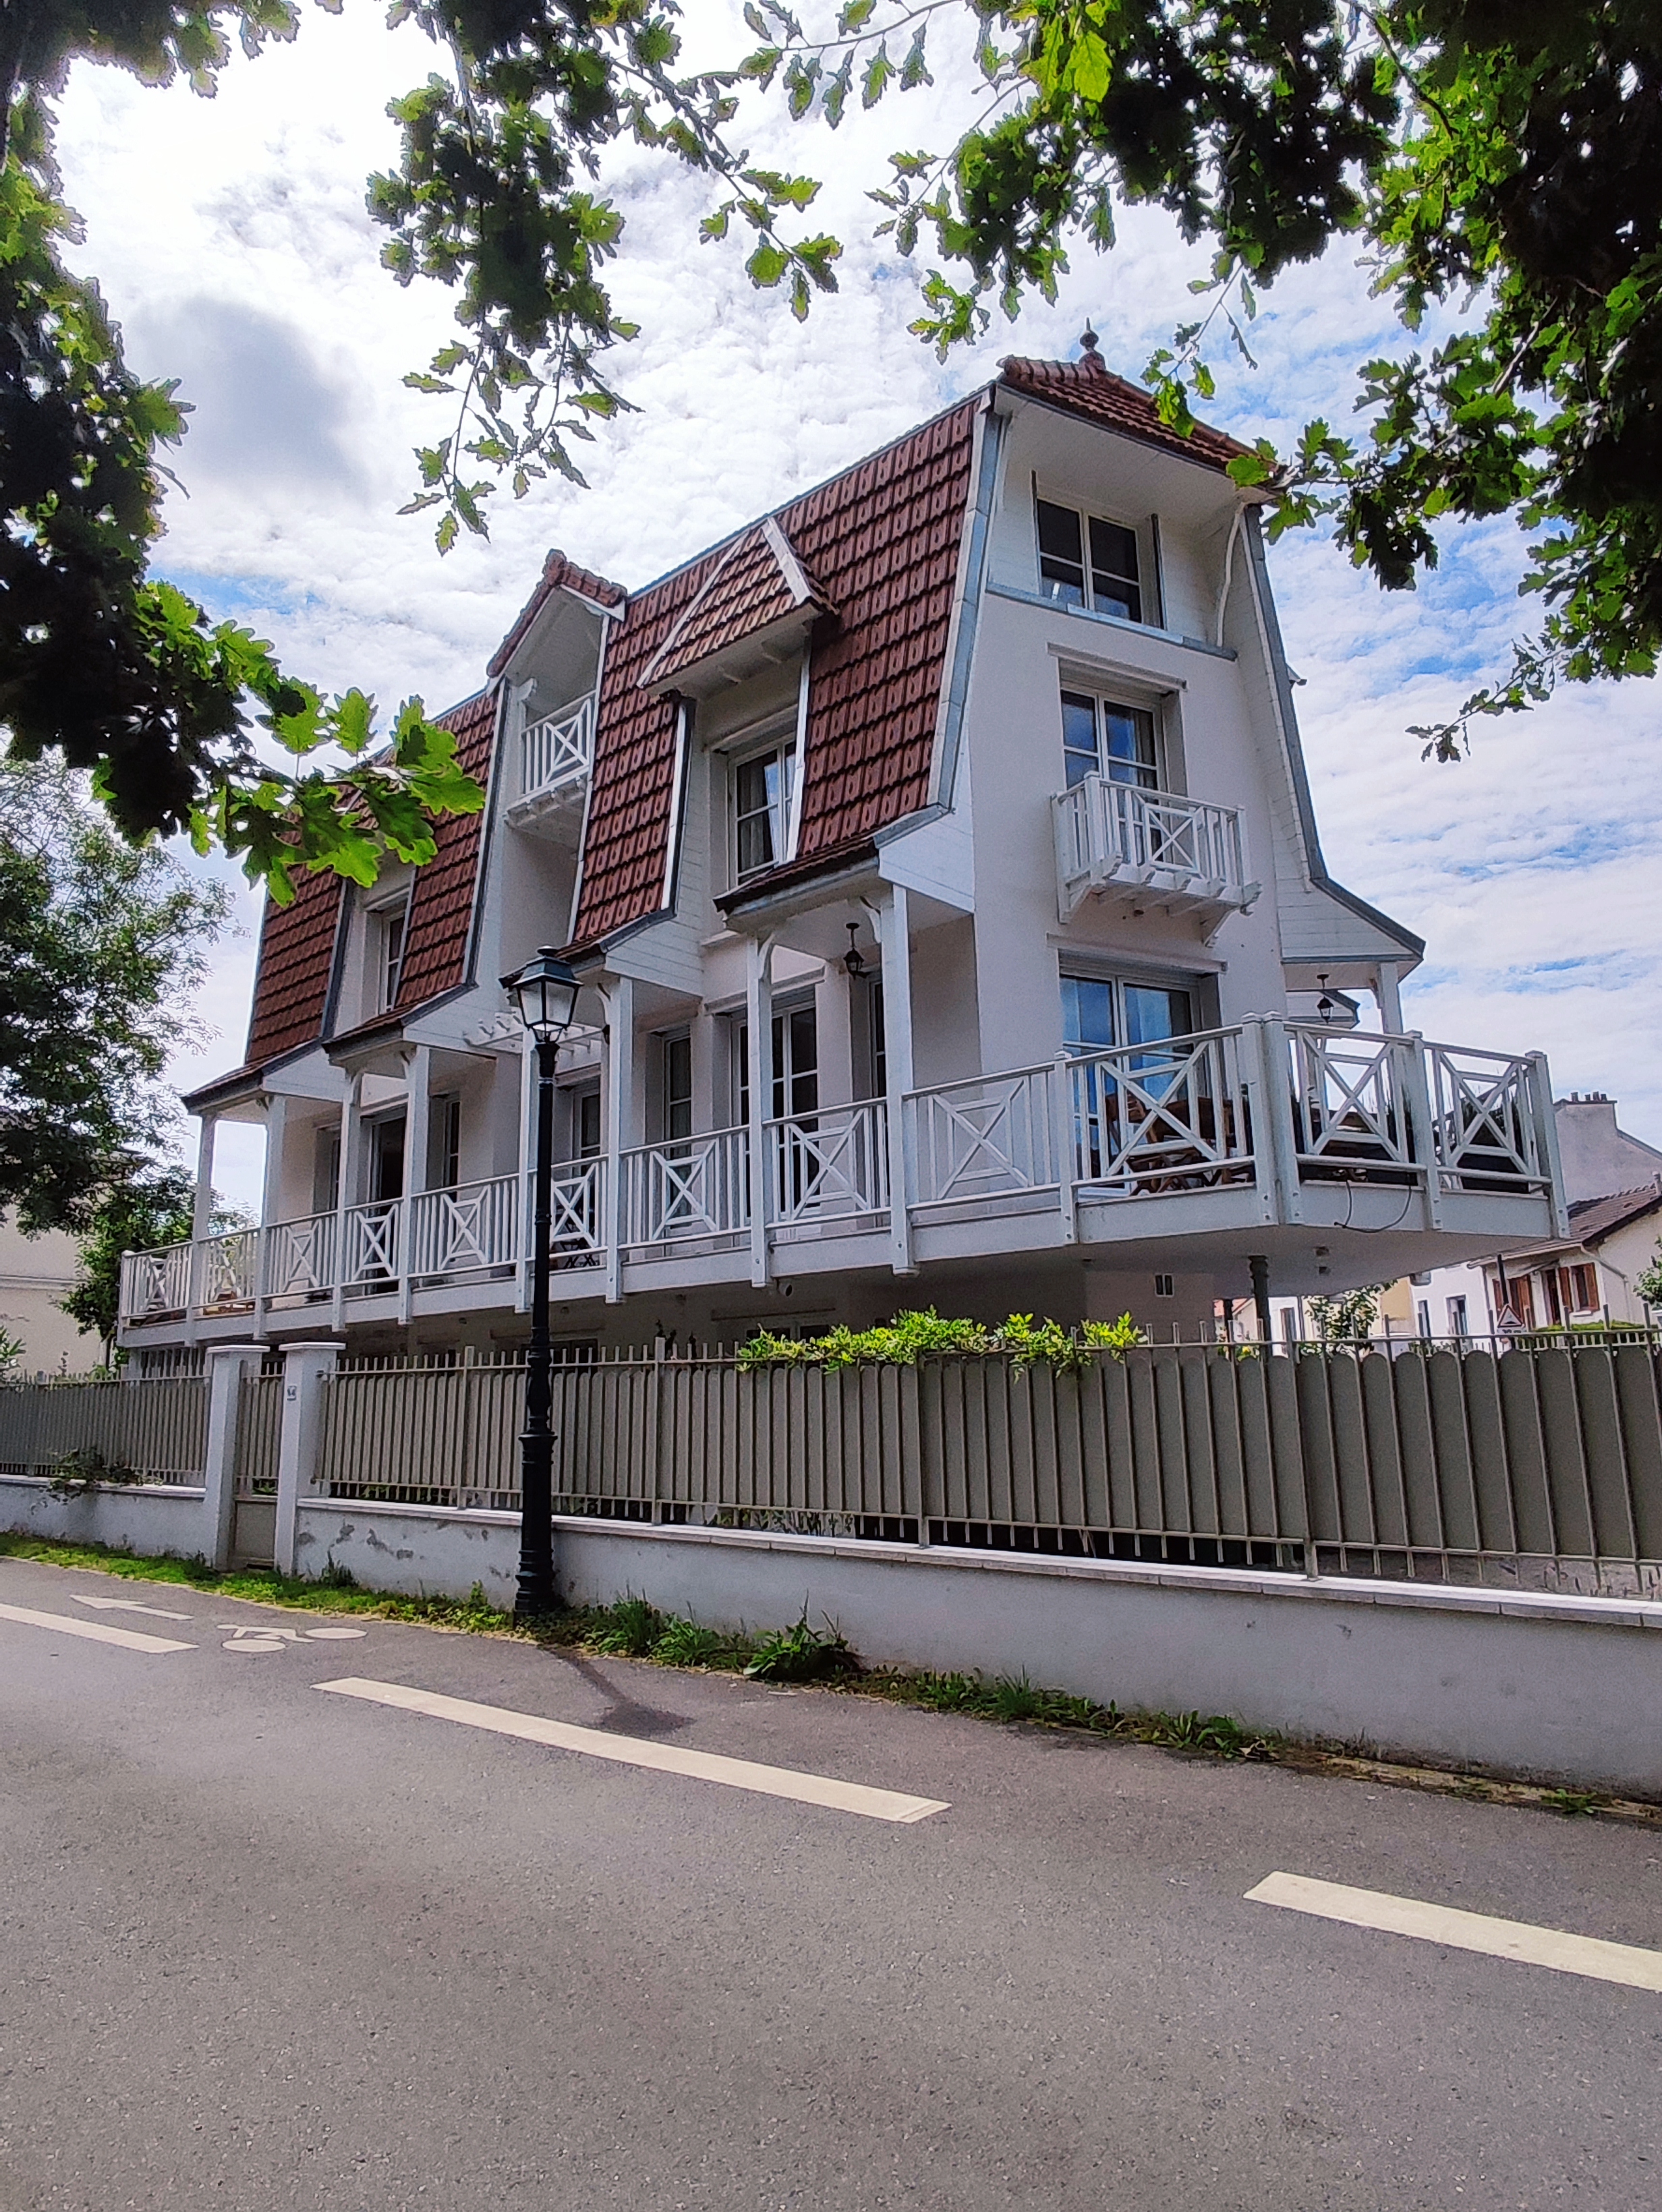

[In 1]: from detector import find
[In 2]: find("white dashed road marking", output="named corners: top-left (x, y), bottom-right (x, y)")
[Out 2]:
top-left (0, 1600), bottom-right (195, 1654)
top-left (72, 1594), bottom-right (194, 1621)
top-left (318, 1677), bottom-right (950, 1825)
top-left (1248, 1871), bottom-right (1662, 1993)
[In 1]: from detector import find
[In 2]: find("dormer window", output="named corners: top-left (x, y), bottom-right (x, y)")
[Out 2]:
top-left (1037, 498), bottom-right (1143, 624)
top-left (372, 897), bottom-right (409, 1013)
top-left (733, 740), bottom-right (796, 882)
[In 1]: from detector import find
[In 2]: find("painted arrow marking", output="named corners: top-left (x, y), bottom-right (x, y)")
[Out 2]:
top-left (73, 1594), bottom-right (194, 1622)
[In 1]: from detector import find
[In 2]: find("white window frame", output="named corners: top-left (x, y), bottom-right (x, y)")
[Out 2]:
top-left (728, 732), bottom-right (797, 887)
top-left (1058, 682), bottom-right (1163, 792)
top-left (1035, 493), bottom-right (1150, 624)
top-left (369, 894), bottom-right (409, 1014)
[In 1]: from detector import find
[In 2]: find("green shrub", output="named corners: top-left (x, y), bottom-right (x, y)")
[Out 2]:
top-left (46, 1447), bottom-right (141, 1498)
top-left (737, 1306), bottom-right (1147, 1374)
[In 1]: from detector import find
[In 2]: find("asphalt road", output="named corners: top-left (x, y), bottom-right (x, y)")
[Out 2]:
top-left (2, 1553), bottom-right (1659, 2212)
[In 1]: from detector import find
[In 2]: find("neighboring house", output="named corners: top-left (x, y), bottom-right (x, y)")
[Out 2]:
top-left (116, 342), bottom-right (1568, 1364)
top-left (0, 1213), bottom-right (96, 1376)
top-left (1387, 1094), bottom-right (1662, 1337)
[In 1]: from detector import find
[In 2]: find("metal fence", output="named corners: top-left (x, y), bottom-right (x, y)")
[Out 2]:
top-left (276, 1339), bottom-right (1662, 1597)
top-left (0, 1377), bottom-right (210, 1486)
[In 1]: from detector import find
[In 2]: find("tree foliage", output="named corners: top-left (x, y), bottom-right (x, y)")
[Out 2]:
top-left (3, 1), bottom-right (1658, 867)
top-left (55, 1162), bottom-right (207, 1362)
top-left (0, 757), bottom-right (229, 1233)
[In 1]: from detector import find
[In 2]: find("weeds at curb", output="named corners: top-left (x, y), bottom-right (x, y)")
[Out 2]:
top-left (7, 1532), bottom-right (1659, 1824)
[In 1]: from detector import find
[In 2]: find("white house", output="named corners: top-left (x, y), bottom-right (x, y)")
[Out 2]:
top-left (117, 343), bottom-right (1568, 1364)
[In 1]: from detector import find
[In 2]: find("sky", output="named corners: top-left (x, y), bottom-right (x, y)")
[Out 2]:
top-left (50, 5), bottom-right (1662, 1213)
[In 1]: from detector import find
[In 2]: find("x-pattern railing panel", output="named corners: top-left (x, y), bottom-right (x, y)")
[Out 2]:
top-left (343, 1199), bottom-right (403, 1287)
top-left (1290, 1030), bottom-right (1413, 1169)
top-left (623, 1129), bottom-right (748, 1246)
top-left (124, 1244), bottom-right (192, 1319)
top-left (768, 1103), bottom-right (888, 1223)
top-left (411, 1175), bottom-right (519, 1276)
top-left (264, 1212), bottom-right (337, 1299)
top-left (198, 1229), bottom-right (257, 1308)
top-left (909, 1069), bottom-right (1058, 1207)
top-left (1068, 1032), bottom-right (1251, 1190)
top-left (521, 693), bottom-right (595, 798)
top-left (1423, 1044), bottom-right (1543, 1188)
top-left (1054, 776), bottom-right (1246, 919)
top-left (548, 1161), bottom-right (604, 1252)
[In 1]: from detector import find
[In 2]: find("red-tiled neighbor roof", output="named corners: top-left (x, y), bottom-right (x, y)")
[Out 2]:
top-left (569, 395), bottom-right (981, 946)
top-left (998, 351), bottom-right (1251, 472)
top-left (237, 688), bottom-right (497, 1074)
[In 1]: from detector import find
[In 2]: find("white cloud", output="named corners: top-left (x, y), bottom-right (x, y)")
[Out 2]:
top-left (47, 7), bottom-right (1662, 1211)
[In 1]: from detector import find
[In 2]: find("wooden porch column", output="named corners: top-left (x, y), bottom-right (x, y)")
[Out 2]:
top-left (330, 1073), bottom-right (364, 1333)
top-left (399, 1044), bottom-right (432, 1325)
top-left (1374, 961), bottom-right (1404, 1035)
top-left (603, 975), bottom-right (635, 1306)
top-left (879, 885), bottom-right (917, 1276)
top-left (254, 1092), bottom-right (287, 1340)
top-left (746, 936), bottom-right (774, 1289)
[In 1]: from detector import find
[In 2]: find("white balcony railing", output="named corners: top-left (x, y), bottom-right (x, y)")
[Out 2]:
top-left (1054, 776), bottom-right (1252, 923)
top-left (118, 1035), bottom-right (1561, 1328)
top-left (621, 1128), bottom-right (749, 1250)
top-left (521, 693), bottom-right (595, 801)
top-left (767, 1101), bottom-right (889, 1229)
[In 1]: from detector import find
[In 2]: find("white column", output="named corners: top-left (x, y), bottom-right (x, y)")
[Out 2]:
top-left (273, 1339), bottom-right (343, 1577)
top-left (331, 1074), bottom-right (363, 1332)
top-left (201, 1343), bottom-right (264, 1570)
top-left (746, 937), bottom-right (773, 1289)
top-left (400, 1044), bottom-right (432, 1323)
top-left (192, 1113), bottom-right (218, 1242)
top-left (603, 975), bottom-right (635, 1306)
top-left (1374, 961), bottom-right (1404, 1035)
top-left (879, 886), bottom-right (916, 1275)
top-left (254, 1093), bottom-right (287, 1340)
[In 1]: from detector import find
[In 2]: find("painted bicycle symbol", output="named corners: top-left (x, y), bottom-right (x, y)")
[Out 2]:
top-left (219, 1622), bottom-right (368, 1655)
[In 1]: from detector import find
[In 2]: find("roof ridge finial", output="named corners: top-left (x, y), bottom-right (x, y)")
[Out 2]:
top-left (1079, 325), bottom-right (1102, 367)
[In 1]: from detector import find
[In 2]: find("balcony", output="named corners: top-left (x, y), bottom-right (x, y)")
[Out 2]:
top-left (505, 692), bottom-right (595, 837)
top-left (119, 1027), bottom-right (1563, 1331)
top-left (1053, 774), bottom-right (1257, 929)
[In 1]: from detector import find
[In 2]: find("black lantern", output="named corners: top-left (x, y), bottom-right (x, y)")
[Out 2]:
top-left (842, 922), bottom-right (867, 980)
top-left (502, 947), bottom-right (581, 1619)
top-left (1315, 972), bottom-right (1336, 1025)
top-left (507, 949), bottom-right (580, 1047)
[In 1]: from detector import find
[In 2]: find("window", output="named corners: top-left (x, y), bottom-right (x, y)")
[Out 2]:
top-left (663, 1032), bottom-right (693, 1143)
top-left (1448, 1295), bottom-right (1468, 1337)
top-left (372, 898), bottom-right (408, 1013)
top-left (733, 743), bottom-right (795, 881)
top-left (1037, 498), bottom-right (1143, 623)
top-left (737, 1004), bottom-right (819, 1124)
top-left (573, 1088), bottom-right (602, 1161)
top-left (1061, 973), bottom-right (1195, 1057)
top-left (1565, 1264), bottom-right (1598, 1315)
top-left (1153, 1273), bottom-right (1174, 1299)
top-left (430, 1095), bottom-right (461, 1190)
top-left (314, 1126), bottom-right (341, 1216)
top-left (869, 977), bottom-right (887, 1101)
top-left (1060, 689), bottom-right (1159, 790)
top-left (369, 1113), bottom-right (405, 1202)
top-left (1416, 1299), bottom-right (1432, 1340)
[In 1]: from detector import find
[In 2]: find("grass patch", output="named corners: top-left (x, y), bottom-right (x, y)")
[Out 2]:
top-left (0, 1532), bottom-right (522, 1637)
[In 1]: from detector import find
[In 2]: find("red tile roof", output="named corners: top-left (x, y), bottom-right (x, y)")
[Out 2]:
top-left (239, 688), bottom-right (497, 1072)
top-left (244, 863), bottom-right (343, 1068)
top-left (998, 352), bottom-right (1251, 471)
top-left (393, 687), bottom-right (498, 1012)
top-left (487, 548), bottom-right (627, 679)
top-left (641, 521), bottom-right (828, 692)
top-left (569, 394), bottom-right (981, 946)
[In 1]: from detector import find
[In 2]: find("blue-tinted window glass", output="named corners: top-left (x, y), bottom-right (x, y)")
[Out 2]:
top-left (1060, 690), bottom-right (1099, 787)
top-left (1122, 985), bottom-right (1193, 1046)
top-left (1101, 704), bottom-right (1158, 788)
top-left (1061, 976), bottom-right (1116, 1053)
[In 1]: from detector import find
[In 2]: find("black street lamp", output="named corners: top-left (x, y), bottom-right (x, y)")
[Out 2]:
top-left (503, 947), bottom-right (581, 1619)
